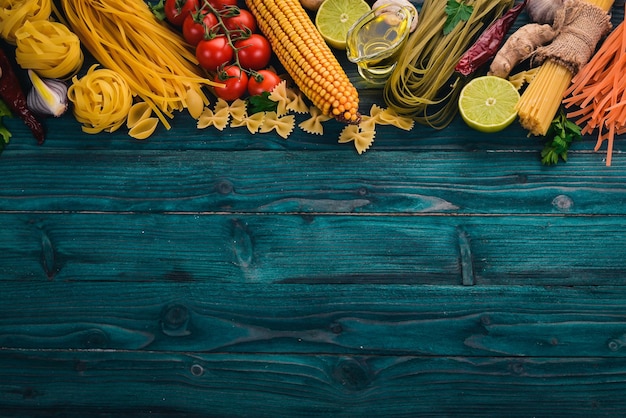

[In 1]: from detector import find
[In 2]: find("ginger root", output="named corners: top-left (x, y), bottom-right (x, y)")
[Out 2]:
top-left (488, 23), bottom-right (557, 78)
top-left (532, 0), bottom-right (612, 74)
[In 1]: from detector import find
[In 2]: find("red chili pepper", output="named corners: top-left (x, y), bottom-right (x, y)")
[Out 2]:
top-left (455, 0), bottom-right (528, 76)
top-left (0, 47), bottom-right (45, 144)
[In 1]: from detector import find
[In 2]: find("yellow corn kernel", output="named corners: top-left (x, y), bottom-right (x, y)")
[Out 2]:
top-left (245, 0), bottom-right (361, 124)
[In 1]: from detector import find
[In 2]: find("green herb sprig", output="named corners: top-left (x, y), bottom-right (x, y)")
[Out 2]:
top-left (0, 100), bottom-right (12, 156)
top-left (540, 108), bottom-right (582, 165)
top-left (444, 0), bottom-right (474, 35)
top-left (247, 91), bottom-right (277, 114)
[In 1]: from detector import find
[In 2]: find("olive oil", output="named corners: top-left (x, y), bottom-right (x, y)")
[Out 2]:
top-left (346, 7), bottom-right (415, 85)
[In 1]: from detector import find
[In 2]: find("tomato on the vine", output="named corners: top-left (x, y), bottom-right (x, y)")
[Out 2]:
top-left (247, 69), bottom-right (281, 96)
top-left (182, 11), bottom-right (218, 46)
top-left (196, 35), bottom-right (234, 71)
top-left (213, 65), bottom-right (249, 101)
top-left (164, 0), bottom-right (200, 27)
top-left (205, 0), bottom-right (238, 10)
top-left (223, 9), bottom-right (257, 33)
top-left (235, 34), bottom-right (271, 70)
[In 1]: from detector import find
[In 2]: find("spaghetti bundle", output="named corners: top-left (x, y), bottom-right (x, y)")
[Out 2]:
top-left (563, 10), bottom-right (626, 166)
top-left (515, 0), bottom-right (614, 136)
top-left (15, 19), bottom-right (83, 79)
top-left (60, 0), bottom-right (218, 129)
top-left (383, 0), bottom-right (514, 129)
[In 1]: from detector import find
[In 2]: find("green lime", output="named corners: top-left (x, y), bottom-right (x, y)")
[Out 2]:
top-left (458, 76), bottom-right (520, 133)
top-left (315, 0), bottom-right (371, 50)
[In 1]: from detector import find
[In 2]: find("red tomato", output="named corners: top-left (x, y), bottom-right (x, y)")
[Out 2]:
top-left (234, 34), bottom-right (271, 70)
top-left (223, 9), bottom-right (257, 33)
top-left (213, 65), bottom-right (249, 101)
top-left (205, 0), bottom-right (238, 10)
top-left (164, 0), bottom-right (200, 27)
top-left (196, 36), bottom-right (234, 71)
top-left (247, 69), bottom-right (281, 96)
top-left (182, 11), bottom-right (218, 46)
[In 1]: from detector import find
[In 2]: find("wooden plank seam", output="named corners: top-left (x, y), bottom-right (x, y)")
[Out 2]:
top-left (457, 227), bottom-right (476, 286)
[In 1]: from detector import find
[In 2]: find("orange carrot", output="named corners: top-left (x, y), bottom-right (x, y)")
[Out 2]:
top-left (563, 9), bottom-right (626, 166)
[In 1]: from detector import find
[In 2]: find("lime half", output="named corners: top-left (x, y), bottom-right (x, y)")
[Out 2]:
top-left (315, 0), bottom-right (371, 50)
top-left (458, 76), bottom-right (520, 133)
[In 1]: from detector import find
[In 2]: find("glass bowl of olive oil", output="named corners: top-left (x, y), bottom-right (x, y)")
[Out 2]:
top-left (346, 4), bottom-right (416, 85)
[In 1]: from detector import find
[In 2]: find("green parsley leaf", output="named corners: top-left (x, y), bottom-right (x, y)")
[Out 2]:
top-left (540, 108), bottom-right (581, 165)
top-left (0, 99), bottom-right (10, 117)
top-left (148, 0), bottom-right (166, 21)
top-left (0, 99), bottom-right (13, 155)
top-left (247, 92), bottom-right (278, 114)
top-left (444, 0), bottom-right (474, 35)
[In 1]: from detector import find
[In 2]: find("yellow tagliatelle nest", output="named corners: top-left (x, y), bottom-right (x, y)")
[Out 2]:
top-left (15, 19), bottom-right (83, 79)
top-left (67, 64), bottom-right (133, 134)
top-left (0, 0), bottom-right (51, 44)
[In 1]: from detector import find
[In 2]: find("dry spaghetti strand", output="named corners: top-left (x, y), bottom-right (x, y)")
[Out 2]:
top-left (516, 0), bottom-right (614, 136)
top-left (60, 0), bottom-right (217, 130)
top-left (563, 7), bottom-right (626, 166)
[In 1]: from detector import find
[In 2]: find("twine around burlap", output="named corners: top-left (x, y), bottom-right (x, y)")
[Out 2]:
top-left (533, 0), bottom-right (612, 74)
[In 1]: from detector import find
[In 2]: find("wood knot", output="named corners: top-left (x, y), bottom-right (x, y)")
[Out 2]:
top-left (332, 358), bottom-right (372, 391)
top-left (83, 329), bottom-right (109, 349)
top-left (552, 194), bottom-right (574, 211)
top-left (160, 304), bottom-right (191, 337)
top-left (215, 179), bottom-right (234, 195)
top-left (190, 364), bottom-right (205, 377)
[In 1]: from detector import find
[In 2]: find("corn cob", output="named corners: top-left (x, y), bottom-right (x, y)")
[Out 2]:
top-left (245, 0), bottom-right (361, 124)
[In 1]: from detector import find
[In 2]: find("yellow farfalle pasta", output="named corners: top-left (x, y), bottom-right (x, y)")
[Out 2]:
top-left (268, 81), bottom-right (291, 116)
top-left (370, 105), bottom-right (415, 131)
top-left (67, 64), bottom-right (133, 134)
top-left (197, 100), bottom-right (231, 131)
top-left (231, 112), bottom-right (266, 134)
top-left (225, 99), bottom-right (248, 121)
top-left (15, 19), bottom-right (83, 78)
top-left (357, 115), bottom-right (377, 133)
top-left (260, 112), bottom-right (295, 139)
top-left (286, 89), bottom-right (309, 114)
top-left (0, 0), bottom-right (51, 44)
top-left (339, 124), bottom-right (375, 155)
top-left (299, 106), bottom-right (331, 135)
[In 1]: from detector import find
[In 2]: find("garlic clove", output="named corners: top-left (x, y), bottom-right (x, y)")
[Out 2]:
top-left (526, 0), bottom-right (564, 25)
top-left (371, 0), bottom-right (419, 32)
top-left (27, 69), bottom-right (69, 117)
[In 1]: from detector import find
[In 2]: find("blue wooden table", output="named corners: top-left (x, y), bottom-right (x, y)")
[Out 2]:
top-left (2, 2), bottom-right (626, 416)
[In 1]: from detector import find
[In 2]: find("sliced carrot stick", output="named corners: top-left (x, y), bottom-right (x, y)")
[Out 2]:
top-left (563, 7), bottom-right (626, 166)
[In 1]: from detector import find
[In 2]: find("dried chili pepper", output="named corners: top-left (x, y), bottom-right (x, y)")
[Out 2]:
top-left (0, 47), bottom-right (45, 144)
top-left (455, 0), bottom-right (528, 76)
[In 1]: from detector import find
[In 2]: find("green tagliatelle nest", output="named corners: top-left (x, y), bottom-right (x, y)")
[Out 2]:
top-left (383, 0), bottom-right (514, 129)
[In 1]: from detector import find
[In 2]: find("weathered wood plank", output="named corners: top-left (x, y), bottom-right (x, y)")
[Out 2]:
top-left (1, 282), bottom-right (625, 357)
top-left (0, 149), bottom-right (624, 215)
top-left (2, 213), bottom-right (625, 284)
top-left (1, 350), bottom-right (625, 417)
